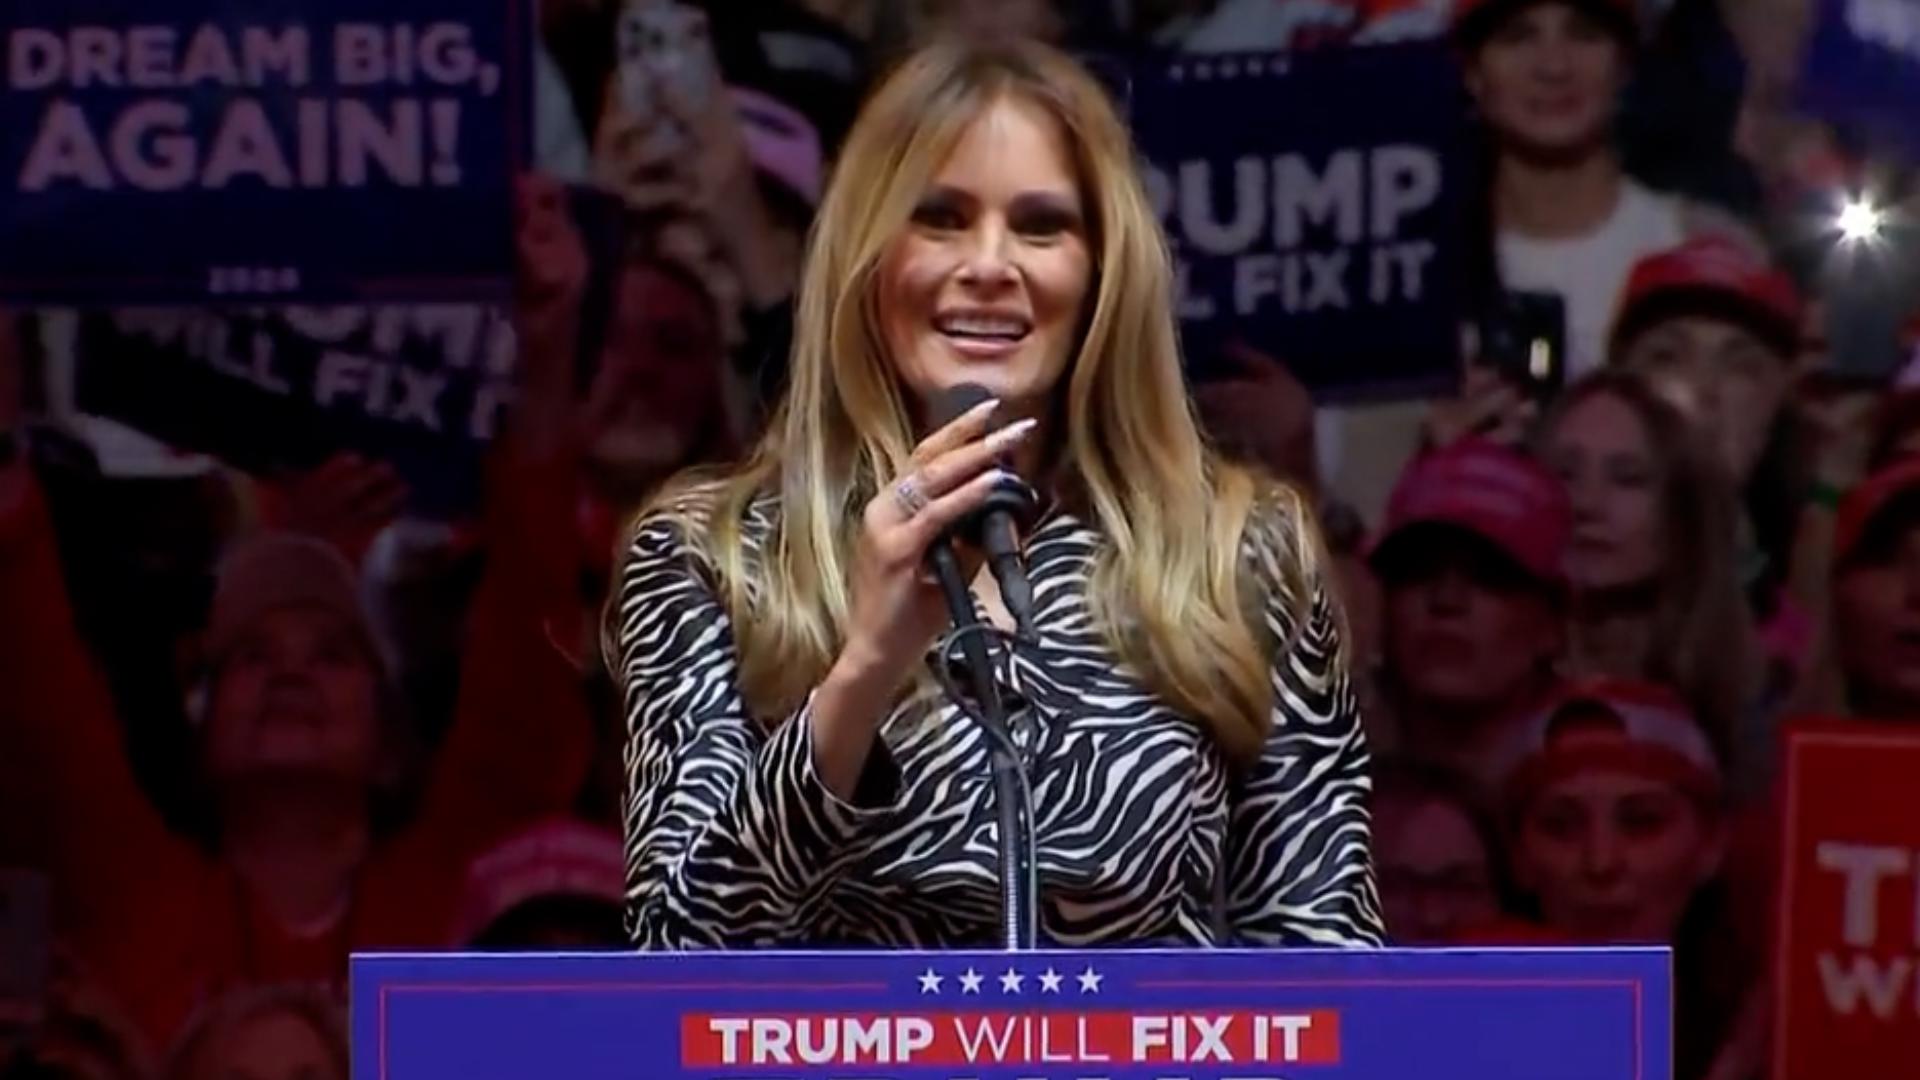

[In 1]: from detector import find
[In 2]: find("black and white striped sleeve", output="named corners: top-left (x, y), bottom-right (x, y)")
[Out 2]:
top-left (1225, 549), bottom-right (1387, 947)
top-left (613, 512), bottom-right (903, 950)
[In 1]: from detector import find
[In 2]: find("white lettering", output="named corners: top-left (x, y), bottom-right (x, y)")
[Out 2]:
top-left (1817, 953), bottom-right (1913, 1019)
top-left (314, 353), bottom-right (370, 408)
top-left (1132, 1016), bottom-right (1171, 1060)
top-left (1274, 152), bottom-right (1362, 246)
top-left (1370, 145), bottom-right (1441, 239)
top-left (7, 29), bottom-right (63, 90)
top-left (1819, 843), bottom-right (1910, 946)
top-left (18, 101), bottom-right (113, 190)
top-left (707, 1018), bottom-right (748, 1065)
top-left (954, 1016), bottom-right (1018, 1062)
top-left (110, 101), bottom-right (194, 191)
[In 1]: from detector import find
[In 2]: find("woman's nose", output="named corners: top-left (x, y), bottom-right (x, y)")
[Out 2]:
top-left (957, 220), bottom-right (1016, 289)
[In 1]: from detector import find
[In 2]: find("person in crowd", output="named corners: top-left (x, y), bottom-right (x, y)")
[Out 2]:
top-left (162, 986), bottom-right (346, 1080)
top-left (1369, 439), bottom-right (1571, 790)
top-left (610, 38), bottom-right (1384, 950)
top-left (1536, 370), bottom-right (1764, 763)
top-left (0, 184), bottom-right (596, 1053)
top-left (1455, 0), bottom-right (1756, 380)
top-left (1831, 457), bottom-right (1920, 721)
top-left (1606, 236), bottom-right (1821, 689)
top-left (454, 819), bottom-right (628, 949)
top-left (591, 7), bottom-right (830, 418)
top-left (1369, 757), bottom-right (1508, 944)
top-left (1497, 678), bottom-right (1743, 1080)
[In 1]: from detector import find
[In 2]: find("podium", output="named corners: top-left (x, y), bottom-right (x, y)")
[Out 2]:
top-left (352, 946), bottom-right (1670, 1078)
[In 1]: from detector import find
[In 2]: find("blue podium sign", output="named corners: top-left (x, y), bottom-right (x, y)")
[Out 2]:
top-left (352, 947), bottom-right (1670, 1079)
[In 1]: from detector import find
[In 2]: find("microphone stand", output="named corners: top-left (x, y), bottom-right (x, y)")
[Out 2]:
top-left (926, 543), bottom-right (1038, 951)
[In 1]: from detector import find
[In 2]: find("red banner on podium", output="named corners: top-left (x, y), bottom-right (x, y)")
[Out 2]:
top-left (1772, 721), bottom-right (1920, 1080)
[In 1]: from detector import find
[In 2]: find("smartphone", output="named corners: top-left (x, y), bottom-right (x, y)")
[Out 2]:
top-left (615, 0), bottom-right (717, 123)
top-left (1478, 289), bottom-right (1567, 404)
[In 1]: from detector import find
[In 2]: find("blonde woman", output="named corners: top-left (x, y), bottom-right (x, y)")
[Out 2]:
top-left (608, 39), bottom-right (1384, 949)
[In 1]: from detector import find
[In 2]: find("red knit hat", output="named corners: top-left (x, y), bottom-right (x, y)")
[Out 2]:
top-left (1610, 236), bottom-right (1805, 360)
top-left (1498, 678), bottom-right (1723, 813)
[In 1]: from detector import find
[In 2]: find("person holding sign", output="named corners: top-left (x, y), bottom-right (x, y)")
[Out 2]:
top-left (608, 38), bottom-right (1385, 950)
top-left (0, 181), bottom-right (599, 1054)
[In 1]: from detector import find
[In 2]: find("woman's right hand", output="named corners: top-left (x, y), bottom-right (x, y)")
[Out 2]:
top-left (834, 397), bottom-right (1039, 702)
top-left (1425, 362), bottom-right (1539, 450)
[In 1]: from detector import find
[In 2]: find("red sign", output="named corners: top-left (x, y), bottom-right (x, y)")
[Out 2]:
top-left (1773, 721), bottom-right (1920, 1080)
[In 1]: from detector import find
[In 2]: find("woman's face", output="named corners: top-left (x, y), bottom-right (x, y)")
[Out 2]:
top-left (1375, 795), bottom-right (1501, 944)
top-left (181, 1008), bottom-right (346, 1080)
top-left (205, 606), bottom-right (382, 784)
top-left (1467, 2), bottom-right (1626, 161)
top-left (879, 95), bottom-right (1093, 422)
top-left (1544, 392), bottom-right (1663, 589)
top-left (1835, 509), bottom-right (1920, 718)
top-left (584, 257), bottom-right (728, 487)
top-left (1381, 530), bottom-right (1563, 717)
top-left (1618, 315), bottom-right (1790, 483)
top-left (1515, 770), bottom-right (1721, 942)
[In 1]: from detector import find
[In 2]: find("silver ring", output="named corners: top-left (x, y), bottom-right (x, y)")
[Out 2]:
top-left (892, 474), bottom-right (929, 517)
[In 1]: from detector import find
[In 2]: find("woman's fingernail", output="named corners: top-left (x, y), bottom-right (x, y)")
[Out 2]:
top-left (993, 418), bottom-right (1039, 446)
top-left (969, 397), bottom-right (1001, 419)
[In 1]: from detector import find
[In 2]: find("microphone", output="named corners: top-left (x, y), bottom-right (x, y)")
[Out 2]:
top-left (928, 383), bottom-right (1040, 644)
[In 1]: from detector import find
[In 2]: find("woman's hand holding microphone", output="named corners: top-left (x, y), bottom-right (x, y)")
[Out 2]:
top-left (810, 397), bottom-right (1038, 800)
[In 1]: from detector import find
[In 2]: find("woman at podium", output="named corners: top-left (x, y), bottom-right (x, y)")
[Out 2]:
top-left (606, 38), bottom-right (1385, 950)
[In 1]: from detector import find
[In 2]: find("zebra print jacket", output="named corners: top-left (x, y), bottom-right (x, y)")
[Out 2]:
top-left (611, 487), bottom-right (1386, 950)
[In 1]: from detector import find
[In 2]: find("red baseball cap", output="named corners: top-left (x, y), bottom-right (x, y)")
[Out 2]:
top-left (1369, 439), bottom-right (1571, 586)
top-left (454, 818), bottom-right (625, 945)
top-left (1610, 236), bottom-right (1805, 360)
top-left (1498, 677), bottom-right (1723, 812)
top-left (1834, 456), bottom-right (1920, 570)
top-left (1453, 0), bottom-right (1638, 46)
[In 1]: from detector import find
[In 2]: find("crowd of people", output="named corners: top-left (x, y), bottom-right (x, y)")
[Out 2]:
top-left (1, 0), bottom-right (1916, 1078)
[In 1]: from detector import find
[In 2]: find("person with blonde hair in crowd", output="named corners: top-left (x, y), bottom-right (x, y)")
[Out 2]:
top-left (1536, 370), bottom-right (1765, 774)
top-left (608, 38), bottom-right (1384, 949)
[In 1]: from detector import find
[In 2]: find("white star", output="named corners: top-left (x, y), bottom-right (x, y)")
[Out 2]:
top-left (1038, 968), bottom-right (1064, 994)
top-left (917, 968), bottom-right (943, 995)
top-left (1076, 965), bottom-right (1103, 994)
top-left (999, 968), bottom-right (1024, 994)
top-left (958, 967), bottom-right (984, 994)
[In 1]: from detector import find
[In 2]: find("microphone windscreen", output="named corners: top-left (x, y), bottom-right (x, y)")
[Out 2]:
top-left (929, 382), bottom-right (998, 431)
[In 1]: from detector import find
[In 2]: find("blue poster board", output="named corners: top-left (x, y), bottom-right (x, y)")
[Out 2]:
top-left (1797, 0), bottom-right (1920, 162)
top-left (353, 947), bottom-right (1670, 1079)
top-left (1128, 43), bottom-right (1471, 402)
top-left (0, 0), bottom-right (529, 304)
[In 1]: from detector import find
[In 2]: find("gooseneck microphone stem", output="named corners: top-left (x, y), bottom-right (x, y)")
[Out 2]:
top-left (926, 543), bottom-right (1037, 951)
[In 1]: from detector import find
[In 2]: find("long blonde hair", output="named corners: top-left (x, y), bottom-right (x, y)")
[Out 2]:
top-left (1541, 371), bottom-right (1764, 755)
top-left (628, 39), bottom-right (1329, 763)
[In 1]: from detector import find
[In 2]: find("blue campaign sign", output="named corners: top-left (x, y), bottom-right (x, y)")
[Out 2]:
top-left (0, 0), bottom-right (529, 305)
top-left (353, 947), bottom-right (1671, 1079)
top-left (1128, 43), bottom-right (1471, 402)
top-left (1798, 0), bottom-right (1920, 161)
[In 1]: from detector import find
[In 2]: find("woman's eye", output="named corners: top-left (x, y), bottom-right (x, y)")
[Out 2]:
top-left (913, 203), bottom-right (966, 230)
